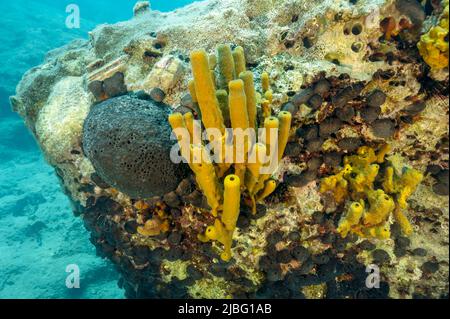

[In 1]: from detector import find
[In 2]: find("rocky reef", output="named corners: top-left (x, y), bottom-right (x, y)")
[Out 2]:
top-left (11, 0), bottom-right (449, 299)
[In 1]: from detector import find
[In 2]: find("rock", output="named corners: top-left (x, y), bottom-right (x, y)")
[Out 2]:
top-left (292, 246), bottom-right (310, 263)
top-left (307, 157), bottom-right (323, 171)
top-left (307, 94), bottom-right (323, 109)
top-left (292, 88), bottom-right (314, 107)
top-left (296, 124), bottom-right (319, 141)
top-left (331, 83), bottom-right (364, 108)
top-left (284, 142), bottom-right (303, 157)
top-left (88, 80), bottom-right (105, 101)
top-left (82, 95), bottom-right (187, 198)
top-left (276, 249), bottom-right (292, 263)
top-left (413, 248), bottom-right (427, 257)
top-left (367, 90), bottom-right (387, 107)
top-left (336, 106), bottom-right (355, 122)
top-left (313, 79), bottom-right (331, 96)
top-left (372, 249), bottom-right (391, 264)
top-left (168, 232), bottom-right (183, 245)
top-left (436, 169), bottom-right (449, 185)
top-left (149, 87), bottom-right (166, 102)
top-left (360, 106), bottom-right (381, 123)
top-left (421, 261), bottom-right (439, 274)
top-left (337, 137), bottom-right (362, 151)
top-left (323, 152), bottom-right (342, 168)
top-left (281, 102), bottom-right (299, 115)
top-left (163, 191), bottom-right (181, 208)
top-left (395, 0), bottom-right (426, 26)
top-left (319, 118), bottom-right (342, 137)
top-left (432, 183), bottom-right (449, 196)
top-left (403, 101), bottom-right (426, 116)
top-left (306, 138), bottom-right (324, 152)
top-left (287, 170), bottom-right (317, 187)
top-left (370, 119), bottom-right (396, 138)
top-left (35, 77), bottom-right (91, 165)
top-left (103, 72), bottom-right (127, 98)
top-left (395, 236), bottom-right (411, 249)
top-left (143, 55), bottom-right (184, 93)
top-left (359, 240), bottom-right (376, 251)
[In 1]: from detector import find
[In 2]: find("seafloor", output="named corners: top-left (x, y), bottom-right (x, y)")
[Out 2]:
top-left (10, 0), bottom-right (450, 299)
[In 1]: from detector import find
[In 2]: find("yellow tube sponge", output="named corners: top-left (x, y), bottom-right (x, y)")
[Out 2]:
top-left (216, 90), bottom-right (230, 127)
top-left (263, 116), bottom-right (280, 157)
top-left (239, 71), bottom-right (258, 130)
top-left (217, 44), bottom-right (236, 89)
top-left (228, 80), bottom-right (250, 130)
top-left (256, 179), bottom-right (277, 202)
top-left (262, 100), bottom-right (271, 118)
top-left (337, 201), bottom-right (365, 238)
top-left (183, 112), bottom-right (194, 141)
top-left (204, 219), bottom-right (233, 262)
top-left (222, 175), bottom-right (241, 231)
top-left (208, 53), bottom-right (217, 70)
top-left (363, 189), bottom-right (395, 226)
top-left (229, 80), bottom-right (250, 182)
top-left (277, 111), bottom-right (292, 162)
top-left (168, 112), bottom-right (190, 159)
top-left (190, 50), bottom-right (225, 133)
top-left (232, 46), bottom-right (246, 77)
top-left (261, 72), bottom-right (270, 93)
top-left (246, 143), bottom-right (267, 193)
top-left (190, 144), bottom-right (222, 216)
top-left (188, 79), bottom-right (198, 103)
top-left (264, 90), bottom-right (273, 105)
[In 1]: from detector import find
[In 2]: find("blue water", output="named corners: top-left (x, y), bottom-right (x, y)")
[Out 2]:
top-left (0, 0), bottom-right (197, 299)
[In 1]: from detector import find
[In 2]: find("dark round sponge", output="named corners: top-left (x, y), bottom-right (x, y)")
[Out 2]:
top-left (82, 95), bottom-right (188, 199)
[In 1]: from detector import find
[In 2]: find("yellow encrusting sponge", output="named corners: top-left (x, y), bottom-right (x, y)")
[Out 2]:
top-left (320, 145), bottom-right (423, 239)
top-left (417, 0), bottom-right (449, 70)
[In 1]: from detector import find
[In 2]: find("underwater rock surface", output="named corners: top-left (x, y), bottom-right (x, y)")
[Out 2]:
top-left (12, 0), bottom-right (449, 299)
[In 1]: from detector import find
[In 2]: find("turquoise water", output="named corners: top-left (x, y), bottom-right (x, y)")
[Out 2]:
top-left (0, 0), bottom-right (197, 299)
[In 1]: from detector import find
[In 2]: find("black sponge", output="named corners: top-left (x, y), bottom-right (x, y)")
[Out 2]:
top-left (83, 95), bottom-right (188, 198)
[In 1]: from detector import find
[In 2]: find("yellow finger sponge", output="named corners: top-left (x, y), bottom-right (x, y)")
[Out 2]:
top-left (222, 174), bottom-right (241, 231)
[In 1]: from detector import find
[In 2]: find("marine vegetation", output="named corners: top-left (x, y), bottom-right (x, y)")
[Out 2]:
top-left (168, 45), bottom-right (292, 261)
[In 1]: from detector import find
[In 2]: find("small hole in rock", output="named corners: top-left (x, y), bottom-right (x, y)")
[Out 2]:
top-left (352, 24), bottom-right (363, 35)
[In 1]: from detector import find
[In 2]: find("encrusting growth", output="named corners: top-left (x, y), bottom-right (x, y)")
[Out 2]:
top-left (418, 0), bottom-right (449, 70)
top-left (320, 145), bottom-right (423, 239)
top-left (168, 44), bottom-right (291, 261)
